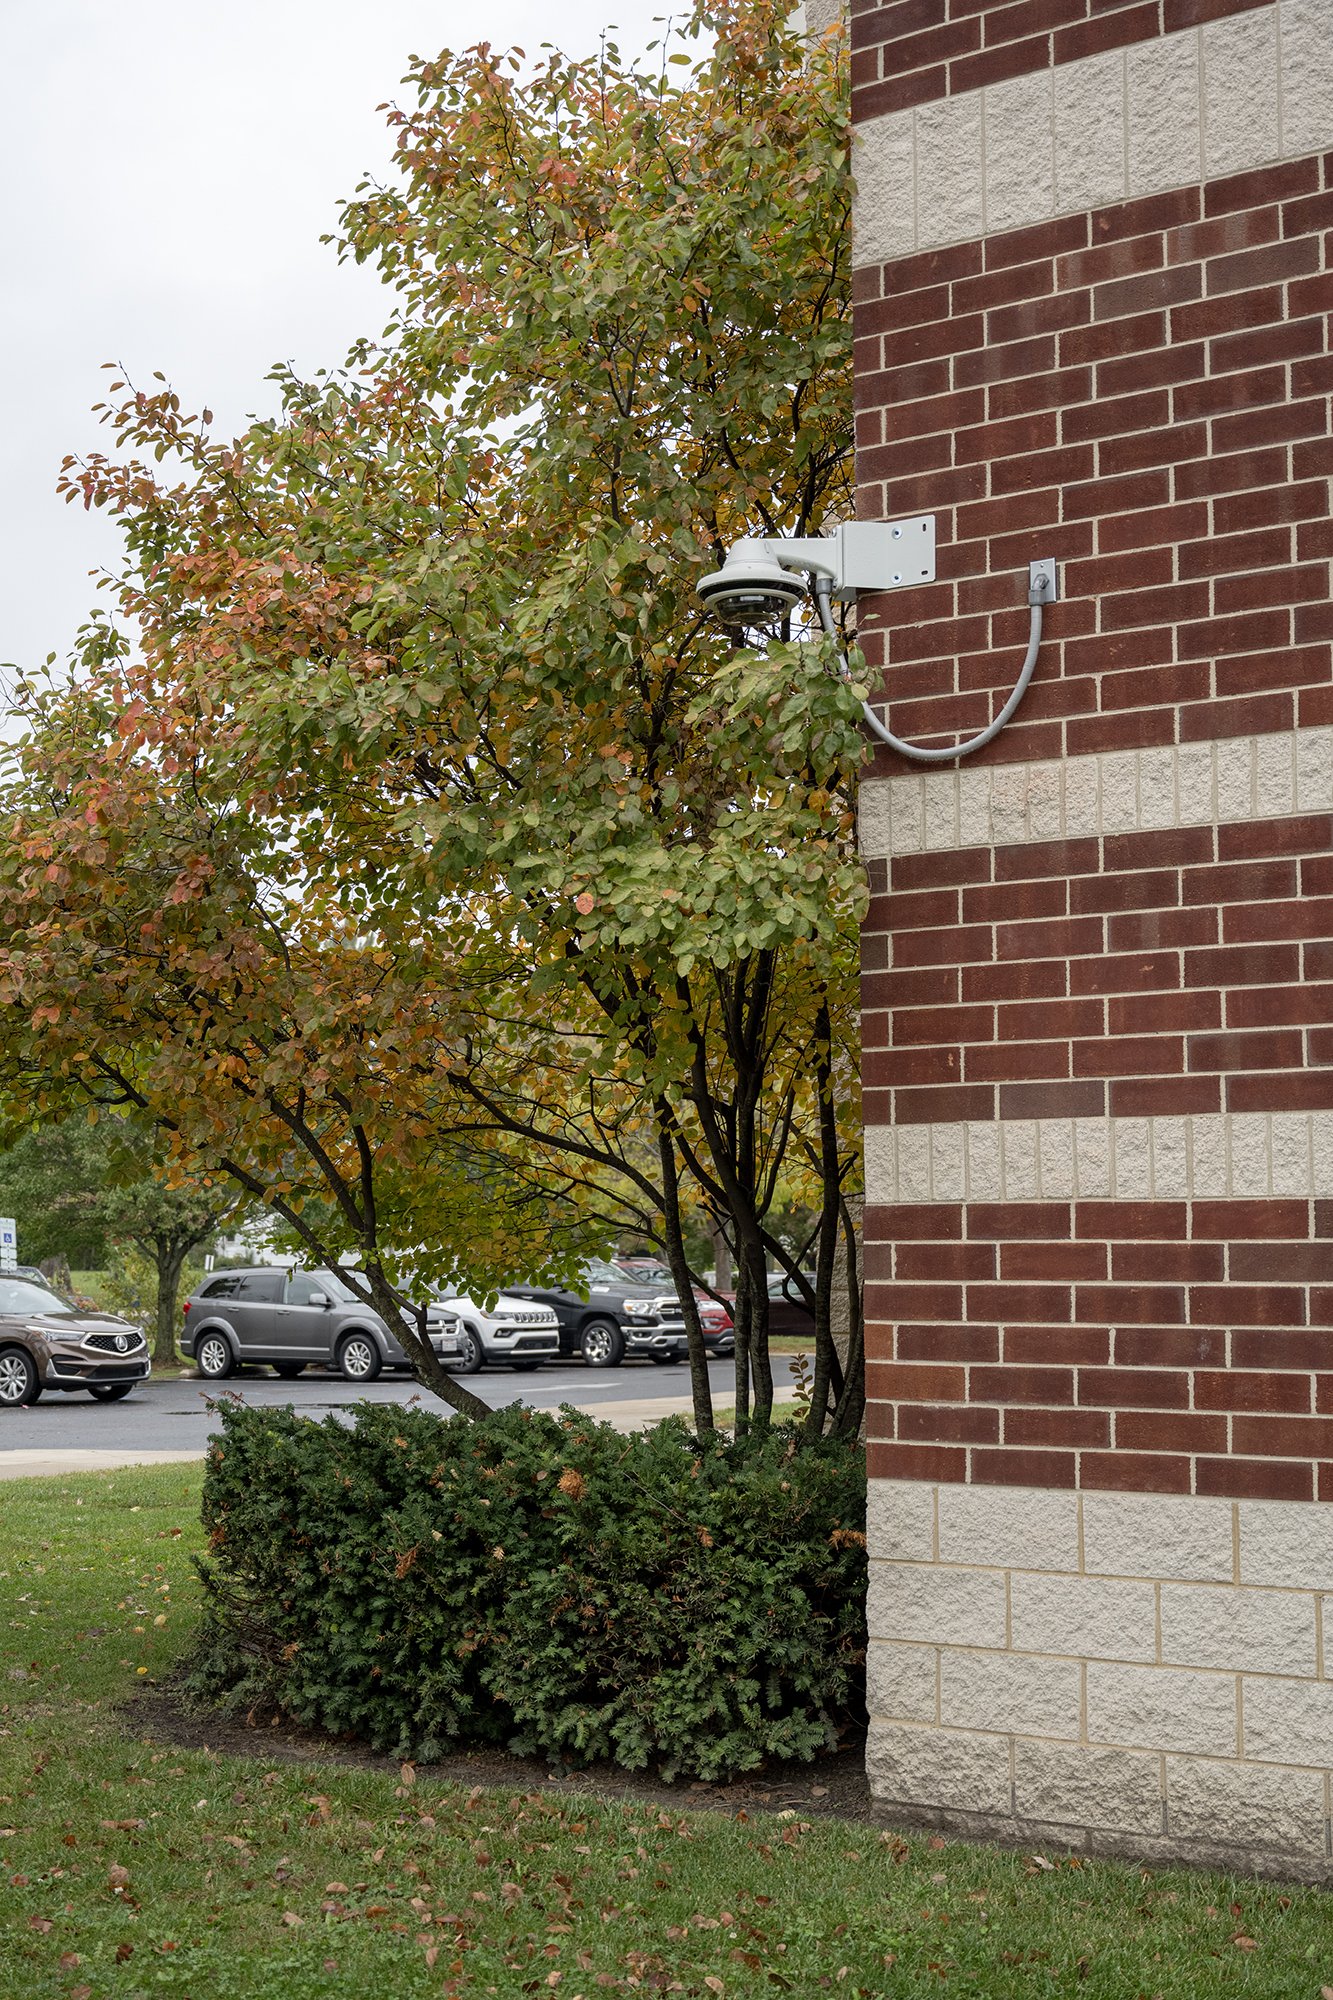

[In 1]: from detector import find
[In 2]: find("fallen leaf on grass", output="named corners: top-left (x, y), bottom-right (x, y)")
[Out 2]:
top-left (58, 1955), bottom-right (81, 1971)
top-left (114, 1943), bottom-right (133, 1963)
top-left (280, 1912), bottom-right (303, 1927)
top-left (1026, 1855), bottom-right (1055, 1873)
top-left (69, 1987), bottom-right (92, 2000)
top-left (28, 1916), bottom-right (52, 1934)
top-left (1232, 1935), bottom-right (1257, 1950)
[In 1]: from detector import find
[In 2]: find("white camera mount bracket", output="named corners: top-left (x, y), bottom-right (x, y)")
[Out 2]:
top-left (767, 516), bottom-right (937, 598)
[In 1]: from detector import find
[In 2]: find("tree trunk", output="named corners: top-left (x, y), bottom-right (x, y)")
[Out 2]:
top-left (710, 1222), bottom-right (732, 1292)
top-left (830, 1195), bottom-right (866, 1438)
top-left (360, 1264), bottom-right (493, 1419)
top-left (744, 1236), bottom-right (774, 1430)
top-left (803, 997), bottom-right (843, 1438)
top-left (40, 1254), bottom-right (74, 1299)
top-left (153, 1243), bottom-right (188, 1369)
top-left (731, 1260), bottom-right (753, 1436)
top-left (657, 1116), bottom-right (713, 1435)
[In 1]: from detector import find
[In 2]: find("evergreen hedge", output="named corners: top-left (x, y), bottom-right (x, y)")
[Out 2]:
top-left (185, 1401), bottom-right (867, 1781)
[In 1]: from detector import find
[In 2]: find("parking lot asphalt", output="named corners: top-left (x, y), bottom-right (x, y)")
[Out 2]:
top-left (0, 1353), bottom-right (805, 1476)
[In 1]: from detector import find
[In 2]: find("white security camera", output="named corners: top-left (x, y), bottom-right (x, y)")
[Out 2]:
top-left (697, 518), bottom-right (937, 628)
top-left (695, 538), bottom-right (811, 628)
top-left (694, 515), bottom-right (1061, 768)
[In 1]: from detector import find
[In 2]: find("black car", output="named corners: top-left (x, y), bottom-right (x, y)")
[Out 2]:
top-left (507, 1259), bottom-right (688, 1366)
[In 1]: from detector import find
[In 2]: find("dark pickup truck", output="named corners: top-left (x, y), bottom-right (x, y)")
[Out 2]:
top-left (507, 1259), bottom-right (691, 1366)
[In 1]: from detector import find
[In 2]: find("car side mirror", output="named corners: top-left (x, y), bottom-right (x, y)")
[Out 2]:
top-left (309, 1290), bottom-right (331, 1308)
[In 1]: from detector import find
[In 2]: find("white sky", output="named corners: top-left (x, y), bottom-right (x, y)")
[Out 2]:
top-left (0, 1), bottom-right (668, 686)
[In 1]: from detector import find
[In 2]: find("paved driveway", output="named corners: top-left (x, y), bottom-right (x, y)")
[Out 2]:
top-left (0, 1354), bottom-right (804, 1476)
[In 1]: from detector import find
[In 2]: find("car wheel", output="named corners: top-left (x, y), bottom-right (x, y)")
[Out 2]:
top-left (196, 1332), bottom-right (235, 1381)
top-left (337, 1332), bottom-right (382, 1383)
top-left (272, 1362), bottom-right (305, 1380)
top-left (580, 1318), bottom-right (624, 1367)
top-left (0, 1347), bottom-right (40, 1406)
top-left (88, 1383), bottom-right (135, 1402)
top-left (453, 1327), bottom-right (484, 1375)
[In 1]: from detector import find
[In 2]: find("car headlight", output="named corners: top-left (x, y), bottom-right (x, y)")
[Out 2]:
top-left (621, 1299), bottom-right (658, 1319)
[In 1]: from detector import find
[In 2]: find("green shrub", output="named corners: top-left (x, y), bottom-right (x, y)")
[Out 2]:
top-left (185, 1401), bottom-right (866, 1780)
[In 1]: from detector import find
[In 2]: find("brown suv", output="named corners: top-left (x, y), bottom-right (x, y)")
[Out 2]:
top-left (0, 1273), bottom-right (150, 1407)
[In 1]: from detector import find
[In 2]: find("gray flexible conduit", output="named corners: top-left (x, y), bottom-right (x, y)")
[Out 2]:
top-left (815, 577), bottom-right (1046, 765)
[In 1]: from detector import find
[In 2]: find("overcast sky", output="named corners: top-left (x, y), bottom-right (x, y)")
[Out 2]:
top-left (0, 0), bottom-right (667, 688)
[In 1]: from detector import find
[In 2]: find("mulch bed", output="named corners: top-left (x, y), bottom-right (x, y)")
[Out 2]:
top-left (128, 1682), bottom-right (873, 1824)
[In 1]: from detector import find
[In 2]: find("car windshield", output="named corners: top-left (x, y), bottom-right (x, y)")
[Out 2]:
top-left (585, 1260), bottom-right (624, 1285)
top-left (0, 1277), bottom-right (76, 1318)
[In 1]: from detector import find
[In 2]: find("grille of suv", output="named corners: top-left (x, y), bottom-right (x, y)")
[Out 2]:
top-left (85, 1332), bottom-right (146, 1354)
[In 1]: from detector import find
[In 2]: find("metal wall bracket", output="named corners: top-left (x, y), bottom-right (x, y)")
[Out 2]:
top-left (835, 517), bottom-right (936, 598)
top-left (760, 515), bottom-right (937, 601)
top-left (1029, 557), bottom-right (1060, 604)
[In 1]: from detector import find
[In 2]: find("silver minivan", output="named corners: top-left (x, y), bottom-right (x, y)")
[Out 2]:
top-left (181, 1266), bottom-right (463, 1382)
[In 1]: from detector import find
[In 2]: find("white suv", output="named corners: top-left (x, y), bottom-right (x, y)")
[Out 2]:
top-left (430, 1293), bottom-right (560, 1373)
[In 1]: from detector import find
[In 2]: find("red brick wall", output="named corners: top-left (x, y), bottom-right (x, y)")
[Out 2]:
top-left (863, 815), bottom-right (1333, 1132)
top-left (852, 0), bottom-right (1267, 122)
top-left (856, 33), bottom-right (1333, 1503)
top-left (854, 160), bottom-right (1333, 769)
top-left (866, 1197), bottom-right (1333, 1498)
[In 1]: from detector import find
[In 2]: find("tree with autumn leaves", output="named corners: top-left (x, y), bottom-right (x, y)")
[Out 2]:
top-left (0, 0), bottom-right (865, 1433)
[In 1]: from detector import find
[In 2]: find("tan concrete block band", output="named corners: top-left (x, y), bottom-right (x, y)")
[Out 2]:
top-left (864, 1108), bottom-right (1333, 1202)
top-left (852, 0), bottom-right (1333, 266)
top-left (865, 1480), bottom-right (1333, 1870)
top-left (859, 725), bottom-right (1333, 863)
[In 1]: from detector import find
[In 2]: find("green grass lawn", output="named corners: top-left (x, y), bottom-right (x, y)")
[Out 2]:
top-left (2, 1467), bottom-right (1332, 1998)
